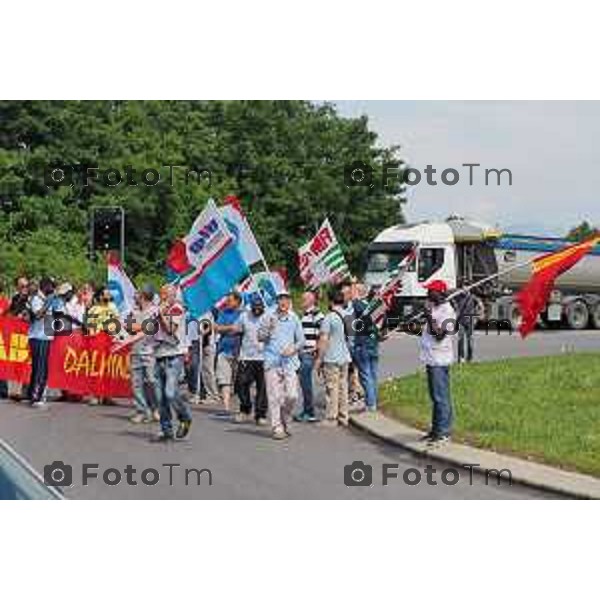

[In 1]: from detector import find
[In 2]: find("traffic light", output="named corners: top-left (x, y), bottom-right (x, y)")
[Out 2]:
top-left (91, 207), bottom-right (124, 257)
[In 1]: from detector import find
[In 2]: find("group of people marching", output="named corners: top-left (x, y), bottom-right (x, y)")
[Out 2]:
top-left (182, 278), bottom-right (384, 441)
top-left (0, 273), bottom-right (470, 446)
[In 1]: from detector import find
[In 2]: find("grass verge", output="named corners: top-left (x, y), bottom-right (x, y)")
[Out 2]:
top-left (379, 353), bottom-right (600, 477)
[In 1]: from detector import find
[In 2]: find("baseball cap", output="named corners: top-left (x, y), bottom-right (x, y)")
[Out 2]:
top-left (422, 280), bottom-right (448, 293)
top-left (277, 289), bottom-right (291, 298)
top-left (141, 283), bottom-right (157, 297)
top-left (250, 293), bottom-right (264, 307)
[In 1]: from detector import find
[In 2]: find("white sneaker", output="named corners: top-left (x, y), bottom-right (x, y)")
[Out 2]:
top-left (426, 435), bottom-right (451, 449)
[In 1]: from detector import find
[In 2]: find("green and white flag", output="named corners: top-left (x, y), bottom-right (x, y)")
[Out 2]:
top-left (298, 218), bottom-right (350, 287)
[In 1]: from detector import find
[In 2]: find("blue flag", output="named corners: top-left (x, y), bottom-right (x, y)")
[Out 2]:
top-left (166, 199), bottom-right (250, 317)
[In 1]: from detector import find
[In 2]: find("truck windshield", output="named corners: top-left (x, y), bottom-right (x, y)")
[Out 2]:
top-left (367, 248), bottom-right (415, 273)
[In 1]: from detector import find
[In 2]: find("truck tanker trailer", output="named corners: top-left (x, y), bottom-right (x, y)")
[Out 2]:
top-left (364, 216), bottom-right (600, 330)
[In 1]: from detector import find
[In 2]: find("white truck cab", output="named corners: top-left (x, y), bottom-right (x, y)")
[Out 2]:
top-left (364, 217), bottom-right (500, 319)
top-left (364, 216), bottom-right (600, 330)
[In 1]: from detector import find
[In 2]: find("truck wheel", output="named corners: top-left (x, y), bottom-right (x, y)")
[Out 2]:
top-left (509, 304), bottom-right (522, 331)
top-left (564, 300), bottom-right (589, 330)
top-left (590, 304), bottom-right (600, 329)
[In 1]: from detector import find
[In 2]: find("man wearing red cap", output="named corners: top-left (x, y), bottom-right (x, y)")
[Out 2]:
top-left (419, 279), bottom-right (456, 447)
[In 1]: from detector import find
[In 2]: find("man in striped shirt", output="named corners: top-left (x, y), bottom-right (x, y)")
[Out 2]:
top-left (295, 290), bottom-right (324, 422)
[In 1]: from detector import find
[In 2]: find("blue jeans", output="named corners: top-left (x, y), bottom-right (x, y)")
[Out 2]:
top-left (29, 338), bottom-right (52, 403)
top-left (458, 320), bottom-right (474, 363)
top-left (353, 346), bottom-right (379, 409)
top-left (426, 365), bottom-right (453, 437)
top-left (0, 380), bottom-right (7, 398)
top-left (298, 353), bottom-right (315, 417)
top-left (155, 355), bottom-right (192, 434)
top-left (131, 355), bottom-right (161, 416)
top-left (186, 340), bottom-right (201, 394)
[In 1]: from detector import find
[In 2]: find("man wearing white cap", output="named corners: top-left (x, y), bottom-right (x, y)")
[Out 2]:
top-left (258, 290), bottom-right (305, 440)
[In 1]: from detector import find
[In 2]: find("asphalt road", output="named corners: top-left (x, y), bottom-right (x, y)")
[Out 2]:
top-left (2, 329), bottom-right (597, 499)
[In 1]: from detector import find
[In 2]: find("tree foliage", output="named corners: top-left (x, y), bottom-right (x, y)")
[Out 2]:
top-left (0, 101), bottom-right (405, 288)
top-left (566, 220), bottom-right (599, 242)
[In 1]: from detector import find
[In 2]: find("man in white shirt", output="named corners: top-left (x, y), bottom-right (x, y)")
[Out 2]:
top-left (419, 280), bottom-right (456, 447)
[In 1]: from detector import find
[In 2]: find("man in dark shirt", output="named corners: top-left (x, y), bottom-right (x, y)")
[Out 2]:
top-left (9, 277), bottom-right (30, 319)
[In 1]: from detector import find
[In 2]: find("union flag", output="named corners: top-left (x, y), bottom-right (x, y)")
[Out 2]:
top-left (516, 235), bottom-right (600, 338)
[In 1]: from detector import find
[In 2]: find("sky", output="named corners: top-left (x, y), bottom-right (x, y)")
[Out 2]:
top-left (334, 101), bottom-right (600, 237)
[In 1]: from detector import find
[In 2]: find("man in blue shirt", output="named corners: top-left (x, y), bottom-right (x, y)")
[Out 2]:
top-left (214, 292), bottom-right (243, 414)
top-left (258, 291), bottom-right (305, 440)
top-left (316, 288), bottom-right (352, 426)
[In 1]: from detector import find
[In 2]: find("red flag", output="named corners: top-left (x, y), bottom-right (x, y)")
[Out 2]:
top-left (516, 235), bottom-right (600, 338)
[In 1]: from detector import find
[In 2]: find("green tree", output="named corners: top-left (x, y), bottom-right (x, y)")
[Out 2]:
top-left (0, 101), bottom-right (405, 288)
top-left (566, 220), bottom-right (599, 242)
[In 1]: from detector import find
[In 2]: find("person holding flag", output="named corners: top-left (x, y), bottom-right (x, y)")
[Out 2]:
top-left (127, 285), bottom-right (161, 424)
top-left (152, 284), bottom-right (193, 442)
top-left (352, 285), bottom-right (383, 413)
top-left (214, 291), bottom-right (243, 414)
top-left (419, 280), bottom-right (456, 447)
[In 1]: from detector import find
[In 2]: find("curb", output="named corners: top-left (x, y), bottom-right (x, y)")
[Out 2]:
top-left (349, 412), bottom-right (600, 499)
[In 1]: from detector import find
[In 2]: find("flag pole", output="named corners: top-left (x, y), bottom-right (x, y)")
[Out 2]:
top-left (401, 254), bottom-right (538, 326)
top-left (446, 255), bottom-right (536, 304)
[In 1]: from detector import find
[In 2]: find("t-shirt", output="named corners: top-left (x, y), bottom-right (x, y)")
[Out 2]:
top-left (260, 309), bottom-right (305, 372)
top-left (301, 307), bottom-right (324, 354)
top-left (130, 305), bottom-right (158, 356)
top-left (341, 301), bottom-right (356, 349)
top-left (65, 297), bottom-right (85, 326)
top-left (216, 308), bottom-right (242, 357)
top-left (185, 313), bottom-right (200, 344)
top-left (9, 293), bottom-right (29, 318)
top-left (353, 298), bottom-right (379, 357)
top-left (320, 311), bottom-right (352, 365)
top-left (28, 293), bottom-right (64, 341)
top-left (419, 301), bottom-right (456, 367)
top-left (453, 291), bottom-right (477, 327)
top-left (238, 311), bottom-right (265, 361)
top-left (154, 302), bottom-right (188, 358)
top-left (86, 302), bottom-right (119, 335)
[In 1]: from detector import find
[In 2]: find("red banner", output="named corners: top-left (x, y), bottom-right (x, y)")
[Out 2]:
top-left (0, 317), bottom-right (31, 384)
top-left (0, 317), bottom-right (132, 397)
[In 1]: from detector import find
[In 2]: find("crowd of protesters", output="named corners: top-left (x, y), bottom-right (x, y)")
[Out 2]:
top-left (0, 274), bottom-right (459, 446)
